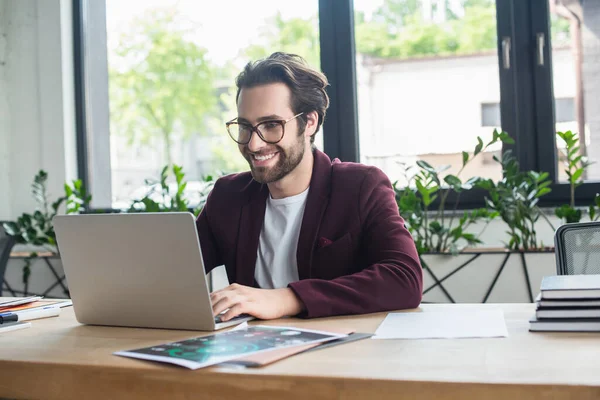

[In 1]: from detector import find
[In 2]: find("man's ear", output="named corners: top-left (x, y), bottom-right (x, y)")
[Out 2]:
top-left (304, 110), bottom-right (319, 138)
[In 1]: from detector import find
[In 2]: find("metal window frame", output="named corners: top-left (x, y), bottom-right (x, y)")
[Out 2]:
top-left (72, 0), bottom-right (89, 195)
top-left (319, 0), bottom-right (360, 162)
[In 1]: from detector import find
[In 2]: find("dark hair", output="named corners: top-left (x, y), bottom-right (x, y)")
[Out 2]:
top-left (235, 52), bottom-right (329, 144)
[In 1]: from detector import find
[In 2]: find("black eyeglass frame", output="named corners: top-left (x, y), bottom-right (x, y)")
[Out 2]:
top-left (225, 112), bottom-right (304, 145)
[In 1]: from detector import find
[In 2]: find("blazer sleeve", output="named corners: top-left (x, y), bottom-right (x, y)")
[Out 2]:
top-left (288, 167), bottom-right (423, 318)
top-left (195, 184), bottom-right (223, 275)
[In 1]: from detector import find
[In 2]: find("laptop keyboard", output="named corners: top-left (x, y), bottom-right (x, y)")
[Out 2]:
top-left (214, 313), bottom-right (251, 324)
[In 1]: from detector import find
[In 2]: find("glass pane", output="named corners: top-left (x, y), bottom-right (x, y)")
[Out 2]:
top-left (105, 0), bottom-right (320, 209)
top-left (354, 0), bottom-right (502, 187)
top-left (550, 1), bottom-right (600, 182)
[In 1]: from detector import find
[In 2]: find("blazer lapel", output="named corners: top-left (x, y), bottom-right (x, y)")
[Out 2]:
top-left (235, 183), bottom-right (269, 287)
top-left (296, 149), bottom-right (333, 280)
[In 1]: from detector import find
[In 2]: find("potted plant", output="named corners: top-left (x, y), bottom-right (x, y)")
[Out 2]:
top-left (2, 171), bottom-right (91, 295)
top-left (554, 131), bottom-right (592, 224)
top-left (397, 131), bottom-right (559, 304)
top-left (395, 129), bottom-right (512, 255)
top-left (126, 164), bottom-right (219, 216)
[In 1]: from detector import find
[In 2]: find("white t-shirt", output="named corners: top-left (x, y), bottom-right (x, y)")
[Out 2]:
top-left (254, 188), bottom-right (309, 289)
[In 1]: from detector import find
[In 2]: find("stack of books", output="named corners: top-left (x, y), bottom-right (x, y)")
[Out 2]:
top-left (529, 274), bottom-right (600, 332)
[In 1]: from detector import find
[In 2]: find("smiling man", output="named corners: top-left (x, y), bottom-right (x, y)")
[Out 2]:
top-left (196, 52), bottom-right (422, 322)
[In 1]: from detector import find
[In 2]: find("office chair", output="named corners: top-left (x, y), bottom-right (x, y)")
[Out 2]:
top-left (554, 221), bottom-right (600, 275)
top-left (0, 222), bottom-right (17, 295)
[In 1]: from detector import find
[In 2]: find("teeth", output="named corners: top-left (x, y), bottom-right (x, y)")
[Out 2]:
top-left (254, 153), bottom-right (276, 161)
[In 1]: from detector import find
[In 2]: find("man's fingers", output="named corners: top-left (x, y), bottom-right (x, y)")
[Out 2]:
top-left (212, 295), bottom-right (238, 317)
top-left (210, 284), bottom-right (240, 304)
top-left (210, 290), bottom-right (224, 304)
top-left (221, 303), bottom-right (246, 322)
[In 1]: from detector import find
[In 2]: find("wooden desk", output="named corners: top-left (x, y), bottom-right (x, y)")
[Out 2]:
top-left (0, 303), bottom-right (599, 400)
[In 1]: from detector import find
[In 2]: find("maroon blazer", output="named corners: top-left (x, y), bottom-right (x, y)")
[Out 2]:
top-left (196, 149), bottom-right (423, 318)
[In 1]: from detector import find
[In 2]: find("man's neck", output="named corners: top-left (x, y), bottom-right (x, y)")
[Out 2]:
top-left (267, 146), bottom-right (314, 199)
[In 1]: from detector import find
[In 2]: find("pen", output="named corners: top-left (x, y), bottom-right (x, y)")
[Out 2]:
top-left (0, 313), bottom-right (18, 324)
top-left (16, 306), bottom-right (61, 322)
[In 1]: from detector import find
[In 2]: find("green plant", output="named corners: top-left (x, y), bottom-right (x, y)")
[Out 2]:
top-left (555, 130), bottom-right (591, 224)
top-left (193, 174), bottom-right (218, 217)
top-left (2, 170), bottom-right (91, 288)
top-left (129, 165), bottom-right (189, 213)
top-left (589, 194), bottom-right (600, 221)
top-left (476, 150), bottom-right (552, 251)
top-left (395, 129), bottom-right (511, 254)
top-left (128, 164), bottom-right (219, 216)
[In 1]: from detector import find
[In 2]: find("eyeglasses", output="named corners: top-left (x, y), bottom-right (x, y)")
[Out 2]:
top-left (225, 113), bottom-right (304, 145)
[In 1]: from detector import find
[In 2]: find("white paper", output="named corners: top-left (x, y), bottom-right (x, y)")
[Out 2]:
top-left (231, 321), bottom-right (249, 331)
top-left (0, 296), bottom-right (43, 308)
top-left (373, 309), bottom-right (508, 339)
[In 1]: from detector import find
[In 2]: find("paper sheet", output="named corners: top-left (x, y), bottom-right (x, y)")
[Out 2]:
top-left (373, 308), bottom-right (508, 339)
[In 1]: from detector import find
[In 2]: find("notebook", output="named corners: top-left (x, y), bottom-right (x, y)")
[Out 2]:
top-left (529, 316), bottom-right (600, 332)
top-left (535, 295), bottom-right (600, 308)
top-left (536, 307), bottom-right (600, 319)
top-left (540, 275), bottom-right (600, 299)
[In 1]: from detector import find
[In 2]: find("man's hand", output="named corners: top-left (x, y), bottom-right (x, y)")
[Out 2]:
top-left (210, 284), bottom-right (305, 321)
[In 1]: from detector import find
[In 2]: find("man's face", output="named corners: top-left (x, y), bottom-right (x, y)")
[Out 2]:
top-left (236, 83), bottom-right (306, 184)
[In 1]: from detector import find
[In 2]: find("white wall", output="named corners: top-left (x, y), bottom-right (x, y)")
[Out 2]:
top-left (358, 48), bottom-right (579, 185)
top-left (1, 0), bottom-right (76, 297)
top-left (0, 0), bottom-right (76, 222)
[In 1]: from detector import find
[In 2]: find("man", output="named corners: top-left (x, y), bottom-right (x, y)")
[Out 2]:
top-left (196, 52), bottom-right (422, 322)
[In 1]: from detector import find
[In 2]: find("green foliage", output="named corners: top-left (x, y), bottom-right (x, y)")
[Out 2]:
top-left (371, 0), bottom-right (421, 31)
top-left (193, 174), bottom-right (218, 217)
top-left (65, 179), bottom-right (92, 215)
top-left (588, 194), bottom-right (600, 222)
top-left (128, 164), bottom-right (217, 216)
top-left (555, 204), bottom-right (582, 224)
top-left (3, 171), bottom-right (91, 247)
top-left (109, 8), bottom-right (219, 166)
top-left (129, 165), bottom-right (190, 213)
top-left (355, 0), bottom-right (497, 59)
top-left (551, 11), bottom-right (571, 46)
top-left (245, 0), bottom-right (510, 67)
top-left (243, 12), bottom-right (320, 68)
top-left (2, 171), bottom-right (90, 286)
top-left (476, 151), bottom-right (552, 251)
top-left (395, 129), bottom-right (511, 254)
top-left (555, 131), bottom-right (591, 224)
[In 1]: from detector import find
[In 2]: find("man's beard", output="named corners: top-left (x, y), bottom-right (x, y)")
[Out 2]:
top-left (244, 132), bottom-right (305, 184)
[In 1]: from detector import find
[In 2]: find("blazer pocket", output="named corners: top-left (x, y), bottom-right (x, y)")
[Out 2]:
top-left (312, 232), bottom-right (353, 280)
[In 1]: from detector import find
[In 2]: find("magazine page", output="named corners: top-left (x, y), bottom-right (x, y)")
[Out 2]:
top-left (114, 325), bottom-right (347, 370)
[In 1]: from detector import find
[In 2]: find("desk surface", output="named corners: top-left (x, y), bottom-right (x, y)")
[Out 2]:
top-left (0, 303), bottom-right (599, 400)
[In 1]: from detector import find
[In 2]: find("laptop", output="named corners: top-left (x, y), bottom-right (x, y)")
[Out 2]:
top-left (52, 212), bottom-right (253, 331)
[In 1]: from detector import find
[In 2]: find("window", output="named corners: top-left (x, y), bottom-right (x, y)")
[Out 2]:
top-left (354, 0), bottom-right (503, 186)
top-left (549, 2), bottom-right (600, 182)
top-left (83, 0), bottom-right (321, 209)
top-left (481, 103), bottom-right (501, 127)
top-left (75, 0), bottom-right (600, 210)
